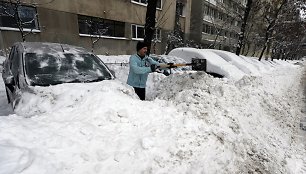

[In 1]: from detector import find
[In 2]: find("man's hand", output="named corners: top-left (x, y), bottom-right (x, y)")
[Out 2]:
top-left (150, 64), bottom-right (157, 72)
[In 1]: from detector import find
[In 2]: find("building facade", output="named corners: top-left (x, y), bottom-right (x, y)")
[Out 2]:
top-left (0, 0), bottom-right (191, 55)
top-left (190, 0), bottom-right (246, 51)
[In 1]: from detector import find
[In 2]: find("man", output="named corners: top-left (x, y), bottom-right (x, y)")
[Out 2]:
top-left (127, 41), bottom-right (159, 100)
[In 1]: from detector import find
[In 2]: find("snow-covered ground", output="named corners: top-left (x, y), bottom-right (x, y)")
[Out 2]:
top-left (0, 52), bottom-right (306, 174)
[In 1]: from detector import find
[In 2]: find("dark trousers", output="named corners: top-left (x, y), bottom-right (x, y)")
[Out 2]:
top-left (133, 87), bottom-right (146, 100)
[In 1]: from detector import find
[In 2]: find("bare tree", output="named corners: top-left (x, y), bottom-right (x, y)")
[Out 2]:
top-left (144, 0), bottom-right (158, 56)
top-left (257, 0), bottom-right (287, 61)
top-left (0, 0), bottom-right (37, 41)
top-left (83, 19), bottom-right (108, 53)
top-left (0, 0), bottom-right (55, 42)
top-left (132, 0), bottom-right (174, 55)
top-left (271, 0), bottom-right (306, 60)
top-left (236, 0), bottom-right (264, 56)
top-left (236, 0), bottom-right (253, 55)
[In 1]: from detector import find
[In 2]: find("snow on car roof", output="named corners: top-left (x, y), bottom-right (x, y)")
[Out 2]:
top-left (168, 47), bottom-right (245, 80)
top-left (17, 42), bottom-right (88, 55)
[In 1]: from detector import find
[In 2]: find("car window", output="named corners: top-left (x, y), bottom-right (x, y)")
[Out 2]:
top-left (24, 52), bottom-right (112, 86)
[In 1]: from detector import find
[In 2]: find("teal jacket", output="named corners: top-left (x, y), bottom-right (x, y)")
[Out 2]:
top-left (127, 54), bottom-right (159, 88)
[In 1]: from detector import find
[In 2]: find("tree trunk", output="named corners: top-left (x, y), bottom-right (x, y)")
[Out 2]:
top-left (252, 44), bottom-right (257, 57)
top-left (258, 44), bottom-right (266, 61)
top-left (144, 0), bottom-right (158, 56)
top-left (236, 0), bottom-right (252, 55)
top-left (259, 25), bottom-right (271, 61)
top-left (244, 42), bottom-right (250, 55)
top-left (211, 30), bottom-right (221, 49)
top-left (259, 0), bottom-right (287, 61)
top-left (13, 1), bottom-right (25, 41)
top-left (265, 41), bottom-right (271, 60)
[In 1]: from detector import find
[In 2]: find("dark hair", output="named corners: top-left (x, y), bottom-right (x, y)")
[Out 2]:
top-left (136, 41), bottom-right (147, 51)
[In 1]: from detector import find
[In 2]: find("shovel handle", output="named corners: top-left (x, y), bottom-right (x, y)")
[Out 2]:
top-left (157, 58), bottom-right (206, 71)
top-left (158, 63), bottom-right (193, 69)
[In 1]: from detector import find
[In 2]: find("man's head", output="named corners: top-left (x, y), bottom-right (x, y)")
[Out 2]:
top-left (136, 41), bottom-right (148, 57)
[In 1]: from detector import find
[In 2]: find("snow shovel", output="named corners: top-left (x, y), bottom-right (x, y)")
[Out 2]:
top-left (158, 58), bottom-right (207, 71)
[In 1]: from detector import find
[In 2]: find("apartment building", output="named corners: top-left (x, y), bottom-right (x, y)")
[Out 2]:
top-left (0, 0), bottom-right (191, 55)
top-left (191, 0), bottom-right (246, 51)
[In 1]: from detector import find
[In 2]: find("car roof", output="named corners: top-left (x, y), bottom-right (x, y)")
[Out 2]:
top-left (14, 42), bottom-right (89, 55)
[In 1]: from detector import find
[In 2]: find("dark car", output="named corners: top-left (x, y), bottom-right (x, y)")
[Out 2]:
top-left (2, 42), bottom-right (114, 109)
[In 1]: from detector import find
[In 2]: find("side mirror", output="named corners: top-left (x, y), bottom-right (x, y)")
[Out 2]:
top-left (4, 75), bottom-right (14, 85)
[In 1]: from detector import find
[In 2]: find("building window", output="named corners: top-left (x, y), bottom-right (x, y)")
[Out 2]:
top-left (177, 2), bottom-right (186, 17)
top-left (218, 12), bottom-right (223, 20)
top-left (0, 1), bottom-right (39, 30)
top-left (131, 24), bottom-right (161, 41)
top-left (203, 24), bottom-right (218, 35)
top-left (78, 15), bottom-right (125, 37)
top-left (204, 5), bottom-right (218, 19)
top-left (132, 24), bottom-right (145, 39)
top-left (204, 5), bottom-right (208, 15)
top-left (131, 0), bottom-right (162, 9)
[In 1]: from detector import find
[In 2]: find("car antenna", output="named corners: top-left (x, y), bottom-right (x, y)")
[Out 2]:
top-left (60, 44), bottom-right (65, 52)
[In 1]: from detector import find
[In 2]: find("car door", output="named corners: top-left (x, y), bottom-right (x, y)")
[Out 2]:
top-left (3, 45), bottom-right (22, 107)
top-left (3, 46), bottom-right (16, 101)
top-left (10, 46), bottom-right (23, 108)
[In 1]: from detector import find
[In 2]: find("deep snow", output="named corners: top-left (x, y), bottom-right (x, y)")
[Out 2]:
top-left (0, 52), bottom-right (305, 174)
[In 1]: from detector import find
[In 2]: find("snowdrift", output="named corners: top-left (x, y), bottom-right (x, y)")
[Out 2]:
top-left (0, 51), bottom-right (305, 174)
top-left (151, 69), bottom-right (305, 173)
top-left (14, 80), bottom-right (137, 116)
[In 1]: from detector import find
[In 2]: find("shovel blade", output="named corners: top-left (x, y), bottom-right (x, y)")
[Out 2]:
top-left (192, 58), bottom-right (206, 71)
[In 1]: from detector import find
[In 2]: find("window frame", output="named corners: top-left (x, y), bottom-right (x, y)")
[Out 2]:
top-left (131, 24), bottom-right (161, 42)
top-left (0, 1), bottom-right (40, 31)
top-left (78, 15), bottom-right (126, 39)
top-left (131, 0), bottom-right (162, 10)
top-left (131, 24), bottom-right (145, 40)
top-left (177, 2), bottom-right (186, 17)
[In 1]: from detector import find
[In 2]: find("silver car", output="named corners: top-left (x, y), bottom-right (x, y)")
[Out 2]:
top-left (2, 42), bottom-right (114, 109)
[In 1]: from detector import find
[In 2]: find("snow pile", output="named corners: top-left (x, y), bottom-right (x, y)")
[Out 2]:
top-left (0, 81), bottom-right (189, 174)
top-left (151, 67), bottom-right (305, 173)
top-left (14, 80), bottom-right (137, 116)
top-left (0, 50), bottom-right (305, 174)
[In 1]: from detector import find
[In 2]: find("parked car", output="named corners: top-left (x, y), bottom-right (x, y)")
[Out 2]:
top-left (2, 42), bottom-right (115, 109)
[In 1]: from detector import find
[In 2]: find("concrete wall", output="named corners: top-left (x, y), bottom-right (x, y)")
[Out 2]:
top-left (0, 0), bottom-right (190, 55)
top-left (39, 0), bottom-right (176, 30)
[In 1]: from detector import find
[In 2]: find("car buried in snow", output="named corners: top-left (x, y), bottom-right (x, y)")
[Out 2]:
top-left (2, 42), bottom-right (115, 109)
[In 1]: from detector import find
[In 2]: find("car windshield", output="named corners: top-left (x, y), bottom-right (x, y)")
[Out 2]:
top-left (25, 52), bottom-right (112, 86)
